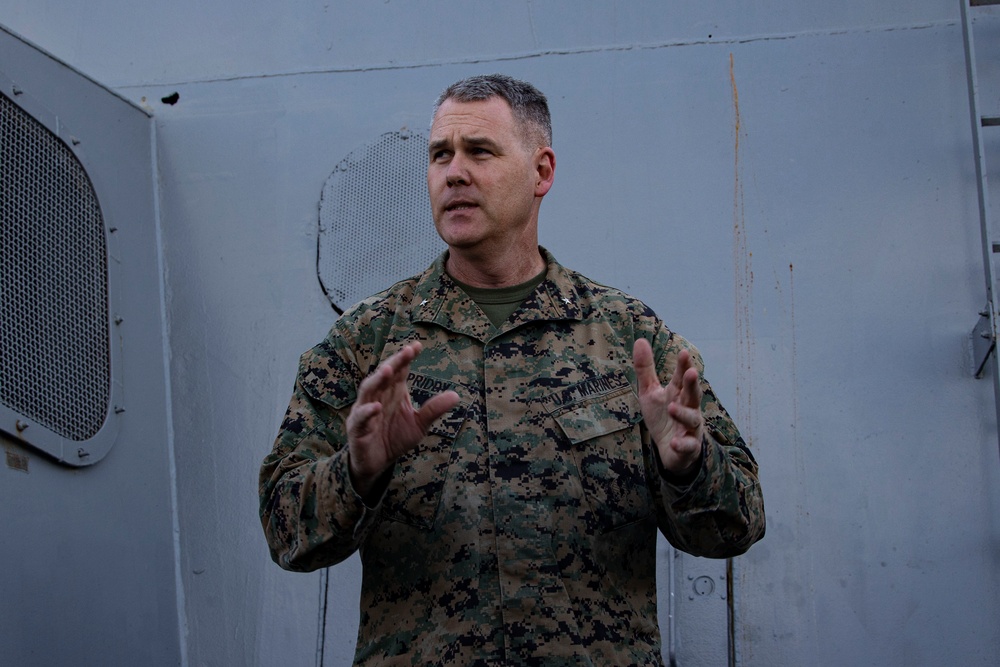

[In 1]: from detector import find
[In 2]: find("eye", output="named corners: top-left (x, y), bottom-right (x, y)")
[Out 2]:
top-left (430, 149), bottom-right (451, 163)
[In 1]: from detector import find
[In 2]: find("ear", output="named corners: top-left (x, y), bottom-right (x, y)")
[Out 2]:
top-left (534, 147), bottom-right (556, 197)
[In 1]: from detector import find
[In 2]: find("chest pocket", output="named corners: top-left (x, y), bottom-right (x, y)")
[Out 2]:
top-left (550, 383), bottom-right (650, 532)
top-left (381, 375), bottom-right (470, 530)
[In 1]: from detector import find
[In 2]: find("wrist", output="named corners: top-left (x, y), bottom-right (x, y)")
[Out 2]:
top-left (656, 437), bottom-right (706, 485)
top-left (347, 454), bottom-right (392, 506)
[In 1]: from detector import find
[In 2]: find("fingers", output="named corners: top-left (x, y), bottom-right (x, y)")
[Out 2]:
top-left (666, 349), bottom-right (700, 410)
top-left (385, 340), bottom-right (422, 377)
top-left (418, 390), bottom-right (461, 428)
top-left (636, 343), bottom-right (706, 474)
top-left (679, 366), bottom-right (701, 409)
top-left (668, 348), bottom-right (692, 391)
top-left (346, 400), bottom-right (382, 440)
top-left (660, 433), bottom-right (702, 474)
top-left (667, 400), bottom-right (701, 432)
top-left (379, 341), bottom-right (421, 388)
top-left (356, 341), bottom-right (423, 405)
top-left (667, 352), bottom-right (703, 443)
top-left (667, 383), bottom-right (704, 463)
top-left (635, 342), bottom-right (701, 405)
top-left (352, 341), bottom-right (460, 438)
top-left (632, 338), bottom-right (659, 394)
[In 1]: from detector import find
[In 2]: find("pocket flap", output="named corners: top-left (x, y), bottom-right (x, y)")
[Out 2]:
top-left (299, 355), bottom-right (358, 410)
top-left (552, 387), bottom-right (642, 445)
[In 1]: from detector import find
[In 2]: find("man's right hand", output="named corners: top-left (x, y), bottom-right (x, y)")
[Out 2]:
top-left (345, 341), bottom-right (460, 501)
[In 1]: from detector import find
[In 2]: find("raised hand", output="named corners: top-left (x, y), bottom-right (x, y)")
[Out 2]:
top-left (346, 341), bottom-right (460, 499)
top-left (632, 338), bottom-right (705, 476)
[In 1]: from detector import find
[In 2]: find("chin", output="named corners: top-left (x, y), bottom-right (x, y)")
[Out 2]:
top-left (435, 223), bottom-right (484, 249)
top-left (440, 235), bottom-right (483, 251)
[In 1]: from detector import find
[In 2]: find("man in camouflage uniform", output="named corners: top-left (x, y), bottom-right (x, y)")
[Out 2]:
top-left (260, 74), bottom-right (764, 666)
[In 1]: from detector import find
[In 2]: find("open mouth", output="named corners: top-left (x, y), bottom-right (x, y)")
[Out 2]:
top-left (445, 200), bottom-right (478, 212)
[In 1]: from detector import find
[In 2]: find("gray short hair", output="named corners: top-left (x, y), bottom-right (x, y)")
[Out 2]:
top-left (433, 74), bottom-right (552, 148)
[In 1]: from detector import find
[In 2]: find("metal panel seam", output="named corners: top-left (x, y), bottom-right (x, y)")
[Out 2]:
top-left (150, 116), bottom-right (190, 667)
top-left (111, 20), bottom-right (959, 90)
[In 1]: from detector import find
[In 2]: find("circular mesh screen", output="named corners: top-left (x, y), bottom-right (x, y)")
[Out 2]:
top-left (317, 131), bottom-right (442, 312)
top-left (0, 92), bottom-right (111, 441)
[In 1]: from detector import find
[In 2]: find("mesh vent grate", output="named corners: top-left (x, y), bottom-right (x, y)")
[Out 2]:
top-left (318, 131), bottom-right (442, 312)
top-left (0, 92), bottom-right (111, 441)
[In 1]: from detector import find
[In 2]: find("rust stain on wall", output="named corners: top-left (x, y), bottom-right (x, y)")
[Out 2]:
top-left (5, 447), bottom-right (29, 473)
top-left (731, 53), bottom-right (755, 445)
top-left (789, 263), bottom-right (799, 443)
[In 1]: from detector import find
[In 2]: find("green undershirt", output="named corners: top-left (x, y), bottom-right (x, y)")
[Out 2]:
top-left (451, 268), bottom-right (547, 328)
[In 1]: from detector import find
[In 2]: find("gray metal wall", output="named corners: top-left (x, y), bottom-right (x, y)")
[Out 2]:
top-left (0, 24), bottom-right (180, 667)
top-left (2, 2), bottom-right (999, 665)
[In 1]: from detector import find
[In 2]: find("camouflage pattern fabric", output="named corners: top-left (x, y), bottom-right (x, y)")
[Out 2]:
top-left (260, 247), bottom-right (765, 666)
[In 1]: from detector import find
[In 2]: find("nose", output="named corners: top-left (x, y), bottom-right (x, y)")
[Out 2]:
top-left (445, 154), bottom-right (470, 187)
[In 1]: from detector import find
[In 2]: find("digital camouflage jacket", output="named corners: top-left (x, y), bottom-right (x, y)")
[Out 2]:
top-left (260, 248), bottom-right (765, 666)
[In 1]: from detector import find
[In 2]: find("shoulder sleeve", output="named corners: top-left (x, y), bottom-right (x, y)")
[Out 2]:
top-left (645, 323), bottom-right (766, 558)
top-left (258, 328), bottom-right (379, 572)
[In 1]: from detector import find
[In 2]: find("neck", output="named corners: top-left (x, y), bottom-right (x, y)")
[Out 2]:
top-left (446, 243), bottom-right (545, 288)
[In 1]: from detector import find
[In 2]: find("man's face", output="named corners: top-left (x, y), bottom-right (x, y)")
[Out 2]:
top-left (428, 97), bottom-right (545, 256)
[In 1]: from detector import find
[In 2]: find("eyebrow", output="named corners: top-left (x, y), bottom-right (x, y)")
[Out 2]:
top-left (428, 135), bottom-right (502, 154)
top-left (463, 136), bottom-right (499, 150)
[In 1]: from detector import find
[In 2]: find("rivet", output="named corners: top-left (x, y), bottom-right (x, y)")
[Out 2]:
top-left (15, 420), bottom-right (29, 433)
top-left (77, 448), bottom-right (90, 458)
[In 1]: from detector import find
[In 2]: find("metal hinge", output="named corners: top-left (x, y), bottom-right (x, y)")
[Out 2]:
top-left (971, 308), bottom-right (996, 378)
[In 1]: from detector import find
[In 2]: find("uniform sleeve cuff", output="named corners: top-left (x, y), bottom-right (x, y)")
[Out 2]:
top-left (331, 450), bottom-right (386, 540)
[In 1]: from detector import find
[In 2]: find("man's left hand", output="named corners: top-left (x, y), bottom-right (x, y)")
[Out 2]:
top-left (632, 338), bottom-right (705, 476)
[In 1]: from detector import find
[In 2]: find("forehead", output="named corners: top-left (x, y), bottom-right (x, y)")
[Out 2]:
top-left (430, 97), bottom-right (518, 141)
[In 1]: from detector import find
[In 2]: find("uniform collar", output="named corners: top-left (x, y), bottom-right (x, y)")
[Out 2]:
top-left (410, 246), bottom-right (584, 342)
